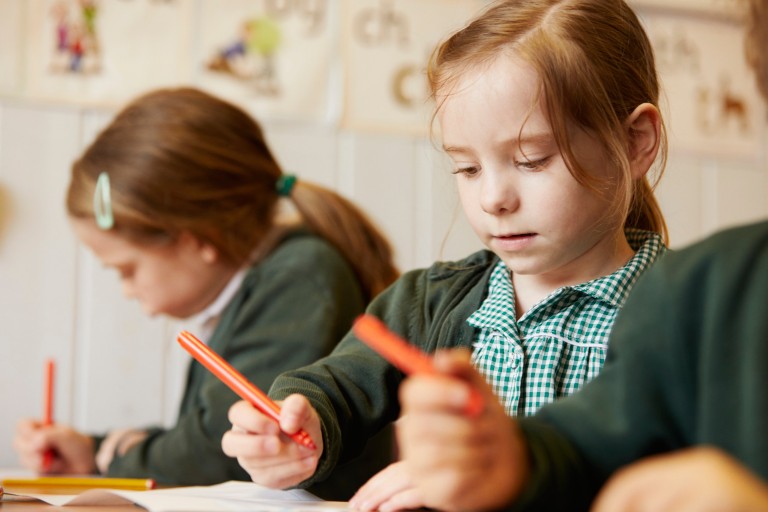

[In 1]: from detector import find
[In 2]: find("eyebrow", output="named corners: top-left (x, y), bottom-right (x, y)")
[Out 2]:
top-left (442, 132), bottom-right (555, 154)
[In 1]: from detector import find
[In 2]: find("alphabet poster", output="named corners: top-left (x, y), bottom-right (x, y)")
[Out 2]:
top-left (639, 9), bottom-right (765, 159)
top-left (340, 0), bottom-right (485, 134)
top-left (196, 0), bottom-right (335, 122)
top-left (24, 0), bottom-right (193, 106)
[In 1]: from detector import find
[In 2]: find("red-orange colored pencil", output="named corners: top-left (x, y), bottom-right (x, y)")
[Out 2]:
top-left (352, 314), bottom-right (484, 416)
top-left (42, 359), bottom-right (55, 471)
top-left (176, 331), bottom-right (316, 450)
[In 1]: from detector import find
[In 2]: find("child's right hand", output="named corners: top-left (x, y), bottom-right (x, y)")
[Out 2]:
top-left (222, 394), bottom-right (323, 489)
top-left (396, 349), bottom-right (530, 512)
top-left (13, 418), bottom-right (96, 474)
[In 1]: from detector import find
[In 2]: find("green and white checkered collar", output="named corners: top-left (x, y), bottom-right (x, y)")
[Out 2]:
top-left (571, 229), bottom-right (665, 308)
top-left (468, 229), bottom-right (665, 333)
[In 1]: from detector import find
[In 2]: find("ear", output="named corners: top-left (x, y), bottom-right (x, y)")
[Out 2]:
top-left (199, 242), bottom-right (219, 264)
top-left (178, 231), bottom-right (219, 264)
top-left (624, 103), bottom-right (661, 180)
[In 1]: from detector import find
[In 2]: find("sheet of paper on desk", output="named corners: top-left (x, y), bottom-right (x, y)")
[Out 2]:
top-left (22, 480), bottom-right (350, 511)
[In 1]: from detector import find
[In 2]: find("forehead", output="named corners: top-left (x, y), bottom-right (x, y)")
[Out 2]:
top-left (70, 218), bottom-right (145, 266)
top-left (436, 54), bottom-right (551, 145)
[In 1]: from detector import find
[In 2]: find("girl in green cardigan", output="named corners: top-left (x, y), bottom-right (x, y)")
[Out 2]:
top-left (223, 0), bottom-right (669, 507)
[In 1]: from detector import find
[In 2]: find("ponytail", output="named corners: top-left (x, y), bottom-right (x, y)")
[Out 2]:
top-left (627, 172), bottom-right (669, 246)
top-left (289, 181), bottom-right (399, 301)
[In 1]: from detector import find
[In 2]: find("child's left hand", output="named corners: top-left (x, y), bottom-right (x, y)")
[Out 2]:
top-left (349, 460), bottom-right (421, 511)
top-left (592, 446), bottom-right (768, 512)
top-left (394, 349), bottom-right (529, 512)
top-left (95, 428), bottom-right (149, 473)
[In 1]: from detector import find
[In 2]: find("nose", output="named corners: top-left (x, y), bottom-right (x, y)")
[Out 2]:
top-left (480, 169), bottom-right (519, 215)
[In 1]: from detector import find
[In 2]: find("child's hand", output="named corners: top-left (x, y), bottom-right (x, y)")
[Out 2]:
top-left (396, 349), bottom-right (529, 512)
top-left (349, 460), bottom-right (422, 511)
top-left (95, 428), bottom-right (149, 473)
top-left (222, 395), bottom-right (323, 489)
top-left (13, 418), bottom-right (96, 474)
top-left (592, 447), bottom-right (768, 512)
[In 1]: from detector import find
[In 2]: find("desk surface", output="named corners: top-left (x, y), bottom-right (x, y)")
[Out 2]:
top-left (1, 501), bottom-right (141, 512)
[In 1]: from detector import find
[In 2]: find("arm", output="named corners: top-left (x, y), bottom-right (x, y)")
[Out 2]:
top-left (263, 251), bottom-right (492, 489)
top-left (266, 260), bottom-right (487, 486)
top-left (266, 275), bottom-right (423, 485)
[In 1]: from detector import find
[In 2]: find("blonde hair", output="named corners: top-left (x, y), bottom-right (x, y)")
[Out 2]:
top-left (428, 0), bottom-right (669, 243)
top-left (67, 87), bottom-right (399, 300)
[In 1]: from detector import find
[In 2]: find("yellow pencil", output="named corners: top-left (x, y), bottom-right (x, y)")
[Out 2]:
top-left (2, 476), bottom-right (156, 490)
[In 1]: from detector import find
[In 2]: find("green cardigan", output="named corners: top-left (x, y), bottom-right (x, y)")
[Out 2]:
top-left (513, 220), bottom-right (768, 511)
top-left (102, 230), bottom-right (366, 485)
top-left (270, 249), bottom-right (499, 486)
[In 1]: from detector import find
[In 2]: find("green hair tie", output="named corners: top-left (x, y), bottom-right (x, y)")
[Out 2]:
top-left (93, 172), bottom-right (114, 230)
top-left (275, 174), bottom-right (297, 197)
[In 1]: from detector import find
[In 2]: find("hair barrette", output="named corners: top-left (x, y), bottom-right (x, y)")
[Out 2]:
top-left (275, 174), bottom-right (297, 197)
top-left (93, 171), bottom-right (114, 230)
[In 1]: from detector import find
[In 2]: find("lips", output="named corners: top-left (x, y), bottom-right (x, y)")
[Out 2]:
top-left (491, 232), bottom-right (537, 251)
top-left (495, 233), bottom-right (535, 239)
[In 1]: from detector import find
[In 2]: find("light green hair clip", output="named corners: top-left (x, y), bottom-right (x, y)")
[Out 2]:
top-left (93, 172), bottom-right (114, 230)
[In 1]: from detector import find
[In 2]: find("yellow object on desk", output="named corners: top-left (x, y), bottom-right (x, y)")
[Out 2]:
top-left (2, 476), bottom-right (155, 490)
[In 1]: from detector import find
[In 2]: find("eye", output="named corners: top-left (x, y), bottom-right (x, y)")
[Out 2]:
top-left (515, 156), bottom-right (551, 171)
top-left (451, 165), bottom-right (480, 177)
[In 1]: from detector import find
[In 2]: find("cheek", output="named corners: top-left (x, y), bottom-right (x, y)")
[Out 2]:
top-left (456, 181), bottom-right (484, 226)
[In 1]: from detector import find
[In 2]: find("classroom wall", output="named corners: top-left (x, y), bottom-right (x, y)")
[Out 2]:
top-left (1, 1), bottom-right (767, 468)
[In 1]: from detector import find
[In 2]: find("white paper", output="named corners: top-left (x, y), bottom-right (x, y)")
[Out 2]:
top-left (15, 481), bottom-right (349, 511)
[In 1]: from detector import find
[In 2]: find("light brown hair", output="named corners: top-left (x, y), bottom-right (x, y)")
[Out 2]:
top-left (746, 0), bottom-right (768, 100)
top-left (428, 0), bottom-right (669, 243)
top-left (67, 87), bottom-right (399, 300)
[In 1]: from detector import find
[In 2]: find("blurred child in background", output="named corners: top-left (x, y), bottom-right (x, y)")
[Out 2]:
top-left (13, 87), bottom-right (398, 489)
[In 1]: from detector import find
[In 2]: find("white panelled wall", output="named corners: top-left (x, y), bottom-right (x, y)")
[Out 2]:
top-left (2, 49), bottom-right (768, 471)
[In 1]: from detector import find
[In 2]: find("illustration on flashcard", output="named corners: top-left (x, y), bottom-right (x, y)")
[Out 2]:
top-left (49, 0), bottom-right (101, 74)
top-left (696, 75), bottom-right (751, 136)
top-left (207, 16), bottom-right (282, 96)
top-left (642, 13), bottom-right (763, 158)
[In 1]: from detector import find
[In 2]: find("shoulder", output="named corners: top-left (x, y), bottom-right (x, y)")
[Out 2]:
top-left (390, 248), bottom-right (498, 294)
top-left (247, 230), bottom-right (357, 283)
top-left (615, 220), bottom-right (768, 350)
top-left (238, 230), bottom-right (363, 302)
top-left (641, 220), bottom-right (768, 292)
top-left (364, 248), bottom-right (497, 342)
top-left (264, 230), bottom-right (350, 270)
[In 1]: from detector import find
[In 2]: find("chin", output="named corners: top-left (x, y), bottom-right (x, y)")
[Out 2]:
top-left (141, 304), bottom-right (162, 317)
top-left (502, 261), bottom-right (545, 277)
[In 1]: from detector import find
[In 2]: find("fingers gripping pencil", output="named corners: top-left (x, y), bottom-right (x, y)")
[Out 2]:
top-left (177, 331), bottom-right (316, 450)
top-left (352, 314), bottom-right (484, 416)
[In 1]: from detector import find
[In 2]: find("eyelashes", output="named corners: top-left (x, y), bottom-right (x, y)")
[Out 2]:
top-left (451, 156), bottom-right (552, 176)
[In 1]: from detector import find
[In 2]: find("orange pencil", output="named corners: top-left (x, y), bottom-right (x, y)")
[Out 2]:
top-left (42, 359), bottom-right (55, 471)
top-left (352, 314), bottom-right (484, 416)
top-left (176, 331), bottom-right (316, 450)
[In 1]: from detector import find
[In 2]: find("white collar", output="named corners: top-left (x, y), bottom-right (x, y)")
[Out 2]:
top-left (184, 267), bottom-right (248, 344)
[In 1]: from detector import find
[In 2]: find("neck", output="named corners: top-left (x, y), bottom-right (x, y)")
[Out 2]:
top-left (512, 230), bottom-right (635, 318)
